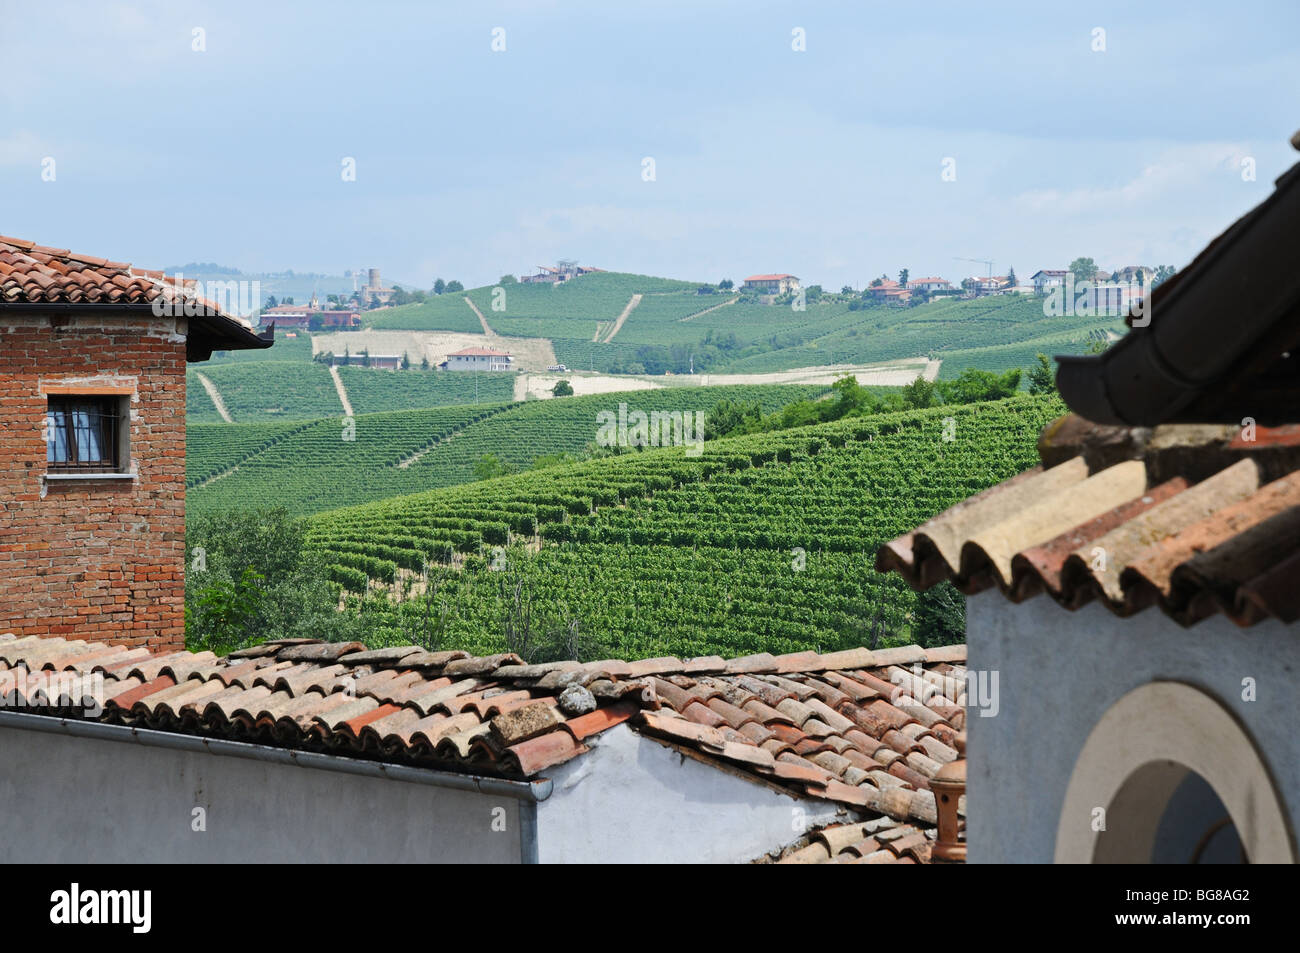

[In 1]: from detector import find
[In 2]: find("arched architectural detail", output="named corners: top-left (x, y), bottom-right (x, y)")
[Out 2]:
top-left (1055, 681), bottom-right (1294, 863)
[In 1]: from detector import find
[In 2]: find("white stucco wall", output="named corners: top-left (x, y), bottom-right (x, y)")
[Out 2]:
top-left (966, 591), bottom-right (1300, 863)
top-left (536, 723), bottom-right (847, 863)
top-left (0, 722), bottom-right (524, 863)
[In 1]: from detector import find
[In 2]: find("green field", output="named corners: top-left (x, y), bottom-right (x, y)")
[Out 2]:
top-left (187, 384), bottom-right (831, 518)
top-left (337, 366), bottom-right (516, 413)
top-left (188, 362), bottom-right (343, 422)
top-left (364, 294), bottom-right (485, 334)
top-left (298, 393), bottom-right (1062, 659)
top-left (195, 329), bottom-right (314, 364)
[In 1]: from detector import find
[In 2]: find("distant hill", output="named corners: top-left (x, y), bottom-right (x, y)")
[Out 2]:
top-left (365, 273), bottom-right (1123, 377)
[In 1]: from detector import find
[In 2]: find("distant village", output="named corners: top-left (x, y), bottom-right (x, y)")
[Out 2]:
top-left (254, 258), bottom-right (1173, 375)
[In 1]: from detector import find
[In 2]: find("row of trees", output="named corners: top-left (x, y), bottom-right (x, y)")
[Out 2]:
top-left (705, 367), bottom-right (1024, 441)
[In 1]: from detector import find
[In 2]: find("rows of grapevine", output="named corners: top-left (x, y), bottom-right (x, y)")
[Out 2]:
top-left (336, 366), bottom-right (515, 413)
top-left (197, 330), bottom-right (315, 365)
top-left (300, 393), bottom-right (1063, 659)
top-left (186, 421), bottom-right (312, 486)
top-left (187, 384), bottom-right (828, 518)
top-left (718, 296), bottom-right (1124, 375)
top-left (363, 294), bottom-right (485, 333)
top-left (193, 361), bottom-right (344, 421)
top-left (188, 404), bottom-right (509, 517)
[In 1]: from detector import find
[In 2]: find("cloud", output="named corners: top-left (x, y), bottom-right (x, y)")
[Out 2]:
top-left (1011, 142), bottom-right (1254, 214)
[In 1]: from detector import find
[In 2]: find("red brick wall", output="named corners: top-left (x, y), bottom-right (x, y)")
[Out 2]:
top-left (0, 313), bottom-right (187, 652)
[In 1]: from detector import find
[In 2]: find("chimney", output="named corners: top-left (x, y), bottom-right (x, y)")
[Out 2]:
top-left (930, 731), bottom-right (966, 863)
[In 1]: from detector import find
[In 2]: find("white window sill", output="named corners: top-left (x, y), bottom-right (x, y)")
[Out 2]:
top-left (43, 472), bottom-right (137, 482)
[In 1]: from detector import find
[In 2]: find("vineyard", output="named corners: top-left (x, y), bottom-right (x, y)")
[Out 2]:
top-left (186, 384), bottom-right (830, 518)
top-left (364, 294), bottom-right (484, 334)
top-left (292, 393), bottom-right (1064, 659)
top-left (197, 329), bottom-right (314, 365)
top-left (187, 403), bottom-right (509, 515)
top-left (336, 365), bottom-right (515, 413)
top-left (717, 296), bottom-right (1124, 375)
top-left (186, 362), bottom-right (343, 422)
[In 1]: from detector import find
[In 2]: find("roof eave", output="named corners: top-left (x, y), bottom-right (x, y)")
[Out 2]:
top-left (1055, 159), bottom-right (1300, 427)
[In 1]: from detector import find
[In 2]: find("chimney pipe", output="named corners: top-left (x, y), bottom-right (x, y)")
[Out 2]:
top-left (930, 731), bottom-right (966, 863)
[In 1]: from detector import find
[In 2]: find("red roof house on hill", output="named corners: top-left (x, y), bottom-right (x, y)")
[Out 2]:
top-left (741, 274), bottom-right (801, 294)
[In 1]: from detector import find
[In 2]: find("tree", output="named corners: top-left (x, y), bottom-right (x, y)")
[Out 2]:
top-left (1007, 266), bottom-right (1017, 288)
top-left (445, 280), bottom-right (464, 293)
top-left (718, 278), bottom-right (733, 290)
top-left (473, 453), bottom-right (516, 481)
top-left (1086, 330), bottom-right (1111, 354)
top-left (1151, 265), bottom-right (1177, 289)
top-left (401, 351), bottom-right (411, 370)
top-left (841, 285), bottom-right (854, 295)
top-left (898, 268), bottom-right (910, 287)
top-left (420, 355), bottom-right (430, 370)
top-left (184, 507), bottom-right (368, 654)
top-left (870, 275), bottom-right (886, 288)
top-left (265, 295), bottom-right (278, 309)
top-left (902, 375), bottom-right (936, 409)
top-left (433, 278), bottom-right (446, 295)
top-left (704, 397), bottom-right (762, 440)
top-left (368, 294), bottom-right (381, 309)
top-left (361, 348), bottom-right (371, 368)
top-left (551, 379), bottom-right (574, 397)
top-left (1068, 257), bottom-right (1099, 286)
top-left (914, 581), bottom-right (965, 647)
top-left (936, 367), bottom-right (1022, 404)
top-left (1027, 353), bottom-right (1055, 395)
top-left (499, 274), bottom-right (517, 284)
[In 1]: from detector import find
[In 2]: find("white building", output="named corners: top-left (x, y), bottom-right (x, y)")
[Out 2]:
top-left (441, 347), bottom-right (513, 371)
top-left (1030, 270), bottom-right (1068, 294)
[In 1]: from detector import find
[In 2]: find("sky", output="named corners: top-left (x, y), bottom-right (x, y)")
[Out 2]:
top-left (3, 0), bottom-right (1299, 291)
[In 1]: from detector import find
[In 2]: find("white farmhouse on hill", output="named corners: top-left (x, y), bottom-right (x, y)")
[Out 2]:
top-left (440, 347), bottom-right (513, 371)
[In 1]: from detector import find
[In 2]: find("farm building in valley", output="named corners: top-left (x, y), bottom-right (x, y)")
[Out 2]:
top-left (0, 236), bottom-right (271, 652)
top-left (0, 634), bottom-right (965, 863)
top-left (741, 273), bottom-right (800, 295)
top-left (878, 153), bottom-right (1300, 864)
top-left (440, 346), bottom-right (513, 371)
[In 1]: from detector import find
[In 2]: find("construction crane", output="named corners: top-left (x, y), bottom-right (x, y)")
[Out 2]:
top-left (953, 256), bottom-right (995, 278)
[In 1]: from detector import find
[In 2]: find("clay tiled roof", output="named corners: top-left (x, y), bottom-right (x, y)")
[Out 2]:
top-left (743, 274), bottom-right (797, 281)
top-left (447, 347), bottom-right (510, 357)
top-left (0, 633), bottom-right (967, 856)
top-left (765, 818), bottom-right (937, 864)
top-left (877, 413), bottom-right (1300, 627)
top-left (0, 234), bottom-right (269, 359)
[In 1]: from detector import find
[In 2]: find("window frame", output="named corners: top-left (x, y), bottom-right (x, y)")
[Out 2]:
top-left (45, 394), bottom-right (129, 475)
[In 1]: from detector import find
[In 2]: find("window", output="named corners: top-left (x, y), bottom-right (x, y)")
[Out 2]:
top-left (46, 396), bottom-right (125, 473)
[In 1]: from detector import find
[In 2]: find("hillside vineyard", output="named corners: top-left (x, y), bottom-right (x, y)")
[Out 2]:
top-left (187, 385), bottom-right (830, 517)
top-left (301, 394), bottom-right (1062, 659)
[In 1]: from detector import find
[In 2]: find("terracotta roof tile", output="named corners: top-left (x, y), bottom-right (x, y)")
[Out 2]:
top-left (1, 635), bottom-right (965, 861)
top-left (877, 413), bottom-right (1300, 627)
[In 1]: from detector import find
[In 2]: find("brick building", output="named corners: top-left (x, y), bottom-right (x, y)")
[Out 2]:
top-left (0, 236), bottom-right (270, 651)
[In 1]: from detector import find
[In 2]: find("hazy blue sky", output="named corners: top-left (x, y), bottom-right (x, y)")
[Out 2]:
top-left (4, 1), bottom-right (1298, 290)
